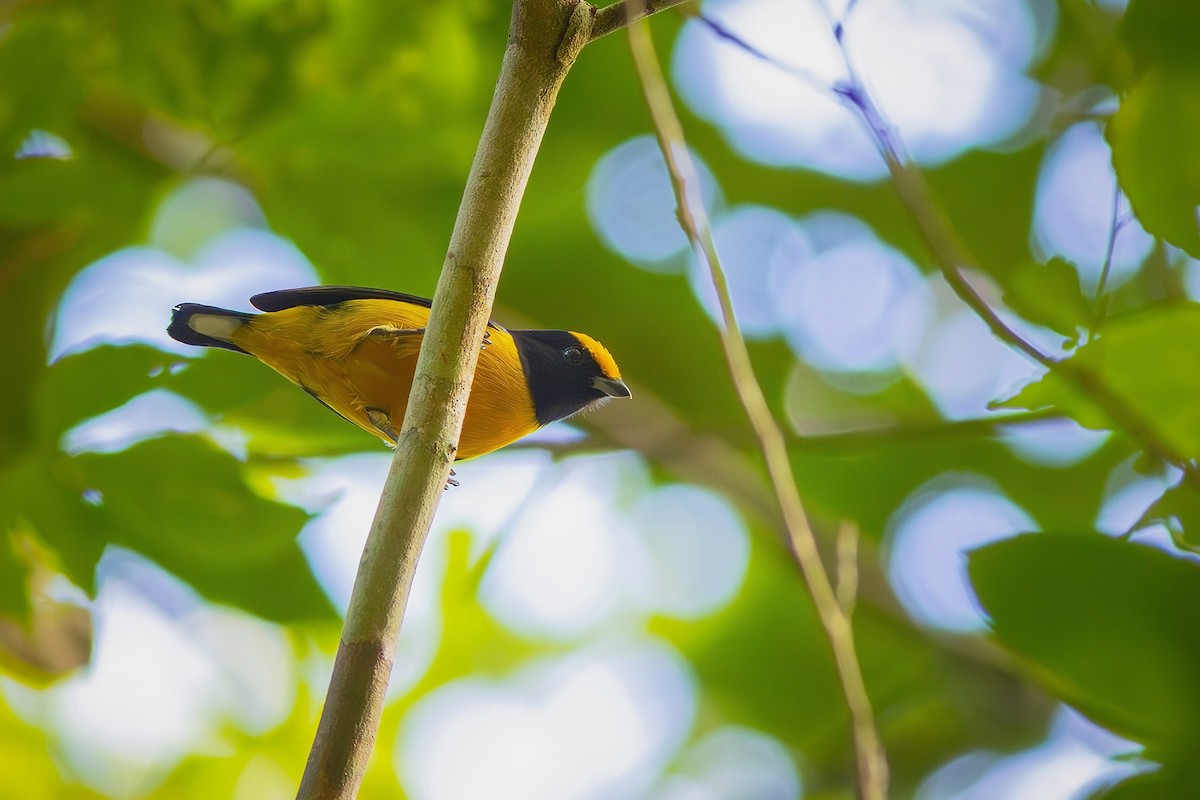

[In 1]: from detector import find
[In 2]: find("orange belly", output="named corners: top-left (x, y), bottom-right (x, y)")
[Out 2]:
top-left (230, 301), bottom-right (540, 459)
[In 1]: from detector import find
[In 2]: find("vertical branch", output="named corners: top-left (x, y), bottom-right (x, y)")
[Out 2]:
top-left (296, 2), bottom-right (594, 797)
top-left (625, 13), bottom-right (889, 800)
top-left (835, 520), bottom-right (860, 616)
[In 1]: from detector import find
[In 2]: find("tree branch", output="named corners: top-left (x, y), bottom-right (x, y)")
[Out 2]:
top-left (625, 13), bottom-right (889, 800)
top-left (590, 0), bottom-right (692, 42)
top-left (296, 2), bottom-right (595, 797)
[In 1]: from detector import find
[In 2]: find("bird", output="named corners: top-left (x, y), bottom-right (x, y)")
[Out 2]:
top-left (167, 285), bottom-right (631, 460)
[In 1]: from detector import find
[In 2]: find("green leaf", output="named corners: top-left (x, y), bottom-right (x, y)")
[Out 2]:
top-left (0, 237), bottom-right (55, 466)
top-left (1091, 769), bottom-right (1198, 800)
top-left (998, 303), bottom-right (1200, 459)
top-left (75, 437), bottom-right (334, 623)
top-left (36, 345), bottom-right (173, 441)
top-left (0, 11), bottom-right (85, 155)
top-left (96, 0), bottom-right (323, 137)
top-left (0, 453), bottom-right (106, 594)
top-left (968, 533), bottom-right (1200, 760)
top-left (1141, 482), bottom-right (1200, 553)
top-left (1120, 0), bottom-right (1200, 74)
top-left (1003, 257), bottom-right (1093, 339)
top-left (164, 354), bottom-right (376, 456)
top-left (0, 531), bottom-right (30, 618)
top-left (1109, 69), bottom-right (1200, 258)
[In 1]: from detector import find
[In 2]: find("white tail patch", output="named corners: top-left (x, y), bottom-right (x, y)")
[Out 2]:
top-left (189, 313), bottom-right (244, 342)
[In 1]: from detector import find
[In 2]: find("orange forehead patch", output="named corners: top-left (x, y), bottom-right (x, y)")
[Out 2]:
top-left (570, 331), bottom-right (622, 380)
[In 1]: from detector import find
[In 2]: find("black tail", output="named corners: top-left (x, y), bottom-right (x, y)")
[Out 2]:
top-left (167, 303), bottom-right (253, 354)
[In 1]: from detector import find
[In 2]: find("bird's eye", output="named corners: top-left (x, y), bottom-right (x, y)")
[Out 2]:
top-left (563, 346), bottom-right (584, 365)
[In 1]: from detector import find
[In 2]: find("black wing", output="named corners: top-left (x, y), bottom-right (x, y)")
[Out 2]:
top-left (249, 285), bottom-right (434, 312)
top-left (249, 285), bottom-right (504, 331)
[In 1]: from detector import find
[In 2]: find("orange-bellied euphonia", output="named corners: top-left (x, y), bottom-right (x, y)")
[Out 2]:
top-left (167, 286), bottom-right (630, 459)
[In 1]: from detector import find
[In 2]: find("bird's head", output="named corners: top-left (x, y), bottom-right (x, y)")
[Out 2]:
top-left (510, 328), bottom-right (631, 426)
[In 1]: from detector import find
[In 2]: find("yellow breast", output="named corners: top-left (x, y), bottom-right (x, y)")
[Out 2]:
top-left (229, 300), bottom-right (540, 459)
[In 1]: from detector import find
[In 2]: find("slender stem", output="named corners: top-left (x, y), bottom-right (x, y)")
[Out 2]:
top-left (591, 0), bottom-right (692, 42)
top-left (296, 2), bottom-right (594, 797)
top-left (626, 14), bottom-right (889, 800)
top-left (694, 13), bottom-right (829, 92)
top-left (835, 520), bottom-right (860, 616)
top-left (837, 82), bottom-right (1055, 368)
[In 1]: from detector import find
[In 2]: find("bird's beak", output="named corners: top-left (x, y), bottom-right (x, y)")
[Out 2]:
top-left (592, 376), bottom-right (632, 399)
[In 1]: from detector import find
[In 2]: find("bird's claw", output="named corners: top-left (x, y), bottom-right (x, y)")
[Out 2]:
top-left (366, 407), bottom-right (398, 442)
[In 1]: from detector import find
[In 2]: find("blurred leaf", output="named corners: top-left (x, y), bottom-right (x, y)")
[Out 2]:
top-left (35, 345), bottom-right (171, 441)
top-left (97, 0), bottom-right (324, 136)
top-left (0, 531), bottom-right (29, 618)
top-left (0, 134), bottom-right (163, 229)
top-left (1109, 70), bottom-right (1200, 258)
top-left (968, 533), bottom-right (1200, 760)
top-left (1141, 481), bottom-right (1200, 552)
top-left (1119, 0), bottom-right (1200, 74)
top-left (0, 235), bottom-right (58, 464)
top-left (999, 303), bottom-right (1200, 458)
top-left (0, 10), bottom-right (85, 155)
top-left (0, 140), bottom-right (162, 465)
top-left (0, 453), bottom-right (107, 594)
top-left (240, 0), bottom-right (499, 281)
top-left (164, 354), bottom-right (376, 456)
top-left (246, 99), bottom-right (467, 283)
top-left (1003, 257), bottom-right (1092, 339)
top-left (1092, 770), bottom-right (1197, 800)
top-left (0, 693), bottom-right (108, 800)
top-left (73, 436), bottom-right (334, 623)
top-left (1110, 0), bottom-right (1200, 257)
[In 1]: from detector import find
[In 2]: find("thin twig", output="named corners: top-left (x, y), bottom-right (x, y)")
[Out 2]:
top-left (591, 0), bottom-right (693, 42)
top-left (695, 14), bottom-right (828, 92)
top-left (625, 12), bottom-right (889, 800)
top-left (835, 80), bottom-right (1056, 368)
top-left (1088, 178), bottom-right (1123, 342)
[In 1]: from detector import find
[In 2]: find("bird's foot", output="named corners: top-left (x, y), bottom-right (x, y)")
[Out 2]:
top-left (366, 407), bottom-right (398, 442)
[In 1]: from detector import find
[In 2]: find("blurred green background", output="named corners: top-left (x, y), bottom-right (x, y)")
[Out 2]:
top-left (3, 0), bottom-right (1200, 797)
